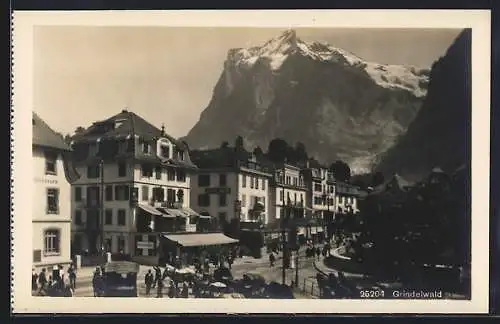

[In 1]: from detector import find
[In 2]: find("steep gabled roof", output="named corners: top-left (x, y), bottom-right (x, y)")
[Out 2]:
top-left (190, 147), bottom-right (254, 169)
top-left (32, 112), bottom-right (81, 182)
top-left (72, 109), bottom-right (187, 151)
top-left (32, 112), bottom-right (71, 151)
top-left (370, 173), bottom-right (413, 195)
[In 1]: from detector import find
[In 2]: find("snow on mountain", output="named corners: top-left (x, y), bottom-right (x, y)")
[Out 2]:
top-left (228, 29), bottom-right (429, 98)
top-left (376, 29), bottom-right (471, 181)
top-left (184, 29), bottom-right (429, 172)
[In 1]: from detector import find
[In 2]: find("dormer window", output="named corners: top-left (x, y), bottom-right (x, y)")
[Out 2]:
top-left (160, 144), bottom-right (170, 159)
top-left (44, 151), bottom-right (58, 175)
top-left (142, 142), bottom-right (151, 155)
top-left (114, 118), bottom-right (126, 129)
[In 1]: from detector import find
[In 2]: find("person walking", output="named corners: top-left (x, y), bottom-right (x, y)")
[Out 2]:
top-left (32, 268), bottom-right (38, 293)
top-left (167, 278), bottom-right (175, 298)
top-left (145, 269), bottom-right (154, 296)
top-left (316, 247), bottom-right (321, 260)
top-left (68, 264), bottom-right (77, 290)
top-left (92, 267), bottom-right (101, 297)
top-left (181, 281), bottom-right (189, 298)
top-left (269, 252), bottom-right (275, 267)
top-left (38, 268), bottom-right (47, 295)
top-left (152, 266), bottom-right (161, 288)
top-left (156, 277), bottom-right (164, 298)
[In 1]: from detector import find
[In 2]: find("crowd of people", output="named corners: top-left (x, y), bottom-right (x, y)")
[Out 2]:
top-left (32, 264), bottom-right (77, 297)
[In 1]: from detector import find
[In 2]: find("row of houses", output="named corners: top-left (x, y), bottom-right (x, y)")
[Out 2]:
top-left (32, 110), bottom-right (363, 270)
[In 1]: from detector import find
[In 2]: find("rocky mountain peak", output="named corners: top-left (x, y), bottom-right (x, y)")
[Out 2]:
top-left (184, 30), bottom-right (432, 173)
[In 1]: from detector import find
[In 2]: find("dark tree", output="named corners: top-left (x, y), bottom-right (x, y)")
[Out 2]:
top-left (74, 126), bottom-right (86, 135)
top-left (63, 134), bottom-right (72, 145)
top-left (220, 141), bottom-right (230, 149)
top-left (234, 136), bottom-right (244, 150)
top-left (294, 142), bottom-right (308, 164)
top-left (267, 138), bottom-right (290, 163)
top-left (253, 146), bottom-right (264, 157)
top-left (352, 179), bottom-right (366, 189)
top-left (329, 160), bottom-right (351, 182)
top-left (371, 172), bottom-right (385, 187)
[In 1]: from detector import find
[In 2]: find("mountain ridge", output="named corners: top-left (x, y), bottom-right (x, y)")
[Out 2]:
top-left (376, 29), bottom-right (471, 181)
top-left (183, 29), bottom-right (430, 174)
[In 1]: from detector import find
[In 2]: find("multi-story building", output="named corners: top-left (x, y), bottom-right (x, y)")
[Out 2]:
top-left (335, 182), bottom-right (361, 215)
top-left (301, 159), bottom-right (335, 241)
top-left (268, 163), bottom-right (308, 224)
top-left (32, 112), bottom-right (79, 271)
top-left (190, 148), bottom-right (272, 227)
top-left (69, 109), bottom-right (203, 263)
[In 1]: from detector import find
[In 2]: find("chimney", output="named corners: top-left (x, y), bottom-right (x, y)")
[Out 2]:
top-left (161, 123), bottom-right (165, 136)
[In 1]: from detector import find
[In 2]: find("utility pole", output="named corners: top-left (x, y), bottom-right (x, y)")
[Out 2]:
top-left (281, 200), bottom-right (291, 285)
top-left (100, 159), bottom-right (105, 256)
top-left (281, 221), bottom-right (286, 285)
top-left (294, 206), bottom-right (299, 288)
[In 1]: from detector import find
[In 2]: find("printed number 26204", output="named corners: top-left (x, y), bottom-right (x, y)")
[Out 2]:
top-left (360, 290), bottom-right (385, 298)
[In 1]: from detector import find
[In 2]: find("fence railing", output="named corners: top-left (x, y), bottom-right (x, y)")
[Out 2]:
top-left (297, 277), bottom-right (321, 297)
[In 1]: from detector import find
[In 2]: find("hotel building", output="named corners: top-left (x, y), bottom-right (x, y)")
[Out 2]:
top-left (190, 148), bottom-right (272, 227)
top-left (268, 162), bottom-right (308, 223)
top-left (335, 182), bottom-right (361, 215)
top-left (69, 110), bottom-right (206, 263)
top-left (301, 159), bottom-right (335, 240)
top-left (32, 112), bottom-right (79, 271)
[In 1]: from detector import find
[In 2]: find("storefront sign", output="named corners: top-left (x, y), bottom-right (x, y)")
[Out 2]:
top-left (34, 177), bottom-right (58, 185)
top-left (137, 241), bottom-right (154, 249)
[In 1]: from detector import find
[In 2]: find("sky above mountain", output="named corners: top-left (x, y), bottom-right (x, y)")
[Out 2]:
top-left (33, 26), bottom-right (461, 138)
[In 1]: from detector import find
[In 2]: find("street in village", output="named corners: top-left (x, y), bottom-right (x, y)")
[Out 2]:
top-left (69, 246), bottom-right (423, 299)
top-left (71, 249), bottom-right (319, 298)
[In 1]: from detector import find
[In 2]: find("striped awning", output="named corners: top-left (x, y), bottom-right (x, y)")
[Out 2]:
top-left (162, 233), bottom-right (239, 247)
top-left (137, 203), bottom-right (162, 216)
top-left (165, 208), bottom-right (187, 217)
top-left (182, 207), bottom-right (201, 217)
top-left (155, 208), bottom-right (176, 218)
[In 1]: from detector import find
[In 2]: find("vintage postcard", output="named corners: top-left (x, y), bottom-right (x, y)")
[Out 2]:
top-left (11, 10), bottom-right (491, 314)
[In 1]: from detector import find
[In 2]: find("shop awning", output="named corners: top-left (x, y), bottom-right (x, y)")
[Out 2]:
top-left (155, 208), bottom-right (176, 218)
top-left (161, 233), bottom-right (239, 247)
top-left (137, 203), bottom-right (162, 216)
top-left (165, 208), bottom-right (187, 217)
top-left (182, 207), bottom-right (202, 217)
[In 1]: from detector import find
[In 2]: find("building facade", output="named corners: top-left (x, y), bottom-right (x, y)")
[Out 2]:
top-left (32, 112), bottom-right (79, 271)
top-left (302, 160), bottom-right (335, 240)
top-left (268, 163), bottom-right (308, 223)
top-left (69, 110), bottom-right (200, 262)
top-left (190, 149), bottom-right (272, 227)
top-left (335, 182), bottom-right (361, 215)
